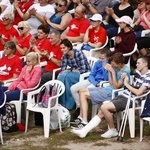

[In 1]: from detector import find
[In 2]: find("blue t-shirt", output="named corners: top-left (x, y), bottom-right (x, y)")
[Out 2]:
top-left (105, 65), bottom-right (130, 94)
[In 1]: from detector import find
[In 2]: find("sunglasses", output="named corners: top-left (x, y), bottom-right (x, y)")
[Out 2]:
top-left (2, 18), bottom-right (10, 21)
top-left (18, 27), bottom-right (24, 30)
top-left (55, 3), bottom-right (64, 7)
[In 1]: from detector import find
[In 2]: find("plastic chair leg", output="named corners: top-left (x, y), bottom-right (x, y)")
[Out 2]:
top-left (25, 110), bottom-right (29, 133)
top-left (140, 118), bottom-right (143, 142)
top-left (0, 121), bottom-right (3, 145)
top-left (91, 104), bottom-right (99, 118)
top-left (57, 109), bottom-right (62, 132)
top-left (43, 112), bottom-right (51, 138)
top-left (128, 109), bottom-right (135, 138)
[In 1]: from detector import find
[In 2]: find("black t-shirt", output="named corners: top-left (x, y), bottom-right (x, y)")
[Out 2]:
top-left (108, 3), bottom-right (134, 27)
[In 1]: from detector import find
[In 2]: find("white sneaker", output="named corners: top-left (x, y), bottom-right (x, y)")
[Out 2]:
top-left (101, 129), bottom-right (118, 138)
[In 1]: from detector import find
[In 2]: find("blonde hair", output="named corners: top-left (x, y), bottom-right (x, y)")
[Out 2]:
top-left (4, 13), bottom-right (14, 21)
top-left (18, 21), bottom-right (31, 29)
top-left (26, 52), bottom-right (40, 65)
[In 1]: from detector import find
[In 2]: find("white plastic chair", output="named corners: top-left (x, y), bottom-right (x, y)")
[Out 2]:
top-left (0, 93), bottom-right (6, 145)
top-left (25, 80), bottom-right (65, 138)
top-left (11, 80), bottom-right (41, 123)
top-left (110, 40), bottom-right (137, 70)
top-left (3, 79), bottom-right (41, 123)
top-left (123, 43), bottom-right (137, 70)
top-left (40, 61), bottom-right (47, 67)
top-left (140, 93), bottom-right (150, 141)
top-left (89, 36), bottom-right (109, 58)
top-left (126, 90), bottom-right (150, 139)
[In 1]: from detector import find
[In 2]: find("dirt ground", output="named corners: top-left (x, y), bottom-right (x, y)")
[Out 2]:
top-left (0, 124), bottom-right (150, 150)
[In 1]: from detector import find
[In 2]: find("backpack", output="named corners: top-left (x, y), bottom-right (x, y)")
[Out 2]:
top-left (1, 103), bottom-right (18, 132)
top-left (37, 84), bottom-right (57, 108)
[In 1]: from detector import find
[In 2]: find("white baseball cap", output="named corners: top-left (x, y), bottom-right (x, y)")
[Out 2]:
top-left (89, 14), bottom-right (102, 22)
top-left (116, 16), bottom-right (133, 25)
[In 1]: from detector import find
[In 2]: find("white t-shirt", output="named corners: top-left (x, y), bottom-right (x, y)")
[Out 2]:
top-left (0, 0), bottom-right (13, 19)
top-left (27, 3), bottom-right (55, 30)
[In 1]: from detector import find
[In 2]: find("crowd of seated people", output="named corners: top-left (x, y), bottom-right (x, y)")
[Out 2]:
top-left (0, 0), bottom-right (150, 139)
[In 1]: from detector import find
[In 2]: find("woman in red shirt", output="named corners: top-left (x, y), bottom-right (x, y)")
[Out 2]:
top-left (13, 0), bottom-right (33, 25)
top-left (11, 21), bottom-right (33, 57)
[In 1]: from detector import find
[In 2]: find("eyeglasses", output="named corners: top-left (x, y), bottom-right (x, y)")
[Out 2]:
top-left (18, 27), bottom-right (24, 30)
top-left (55, 3), bottom-right (64, 7)
top-left (2, 18), bottom-right (10, 21)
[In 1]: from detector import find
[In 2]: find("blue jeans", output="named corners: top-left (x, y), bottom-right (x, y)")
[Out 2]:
top-left (104, 24), bottom-right (118, 39)
top-left (3, 86), bottom-right (27, 102)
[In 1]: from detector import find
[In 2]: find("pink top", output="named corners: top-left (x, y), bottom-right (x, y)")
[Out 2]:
top-left (8, 65), bottom-right (42, 91)
top-left (140, 11), bottom-right (150, 29)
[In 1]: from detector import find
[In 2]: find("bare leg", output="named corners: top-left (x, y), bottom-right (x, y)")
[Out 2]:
top-left (79, 88), bottom-right (91, 122)
top-left (99, 102), bottom-right (116, 129)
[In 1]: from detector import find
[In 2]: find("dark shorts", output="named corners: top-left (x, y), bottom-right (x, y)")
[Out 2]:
top-left (111, 95), bottom-right (128, 112)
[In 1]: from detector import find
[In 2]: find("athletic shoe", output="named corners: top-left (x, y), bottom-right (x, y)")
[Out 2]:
top-left (71, 122), bottom-right (87, 129)
top-left (70, 118), bottom-right (82, 125)
top-left (101, 129), bottom-right (118, 138)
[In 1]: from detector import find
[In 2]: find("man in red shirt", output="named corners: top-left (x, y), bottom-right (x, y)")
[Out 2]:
top-left (61, 4), bottom-right (90, 43)
top-left (38, 30), bottom-right (63, 87)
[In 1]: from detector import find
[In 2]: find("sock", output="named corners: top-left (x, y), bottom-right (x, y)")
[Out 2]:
top-left (77, 116), bottom-right (82, 120)
top-left (82, 120), bottom-right (88, 125)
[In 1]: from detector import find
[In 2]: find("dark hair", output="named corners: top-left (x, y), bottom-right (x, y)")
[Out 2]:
top-left (100, 48), bottom-right (112, 58)
top-left (60, 0), bottom-right (68, 6)
top-left (38, 24), bottom-right (50, 34)
top-left (4, 41), bottom-right (16, 54)
top-left (60, 39), bottom-right (73, 50)
top-left (138, 56), bottom-right (150, 68)
top-left (110, 52), bottom-right (125, 64)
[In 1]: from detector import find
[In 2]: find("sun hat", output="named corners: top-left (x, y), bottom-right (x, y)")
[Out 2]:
top-left (89, 14), bottom-right (102, 22)
top-left (115, 16), bottom-right (133, 25)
